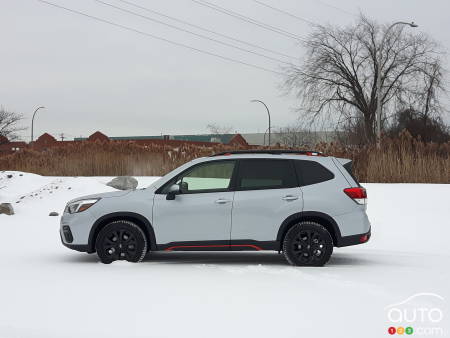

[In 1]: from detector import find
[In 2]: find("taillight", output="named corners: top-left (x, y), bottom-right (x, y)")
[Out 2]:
top-left (359, 234), bottom-right (369, 243)
top-left (343, 187), bottom-right (367, 205)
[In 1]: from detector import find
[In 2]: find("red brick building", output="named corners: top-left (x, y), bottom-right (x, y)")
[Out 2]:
top-left (0, 131), bottom-right (248, 155)
top-left (0, 135), bottom-right (27, 155)
top-left (74, 131), bottom-right (249, 147)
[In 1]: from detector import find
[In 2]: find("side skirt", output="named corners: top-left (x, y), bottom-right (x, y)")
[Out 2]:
top-left (157, 240), bottom-right (279, 251)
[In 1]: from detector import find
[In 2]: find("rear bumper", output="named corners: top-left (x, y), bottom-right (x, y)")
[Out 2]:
top-left (336, 227), bottom-right (371, 247)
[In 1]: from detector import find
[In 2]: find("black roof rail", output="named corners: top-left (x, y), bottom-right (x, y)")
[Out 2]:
top-left (211, 150), bottom-right (325, 157)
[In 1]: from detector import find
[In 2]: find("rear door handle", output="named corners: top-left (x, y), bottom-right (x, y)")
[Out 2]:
top-left (215, 198), bottom-right (231, 204)
top-left (282, 195), bottom-right (299, 201)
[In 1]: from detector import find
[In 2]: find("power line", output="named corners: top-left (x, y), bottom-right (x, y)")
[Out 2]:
top-left (35, 0), bottom-right (286, 76)
top-left (115, 0), bottom-right (297, 60)
top-left (315, 0), bottom-right (356, 17)
top-left (93, 0), bottom-right (292, 65)
top-left (251, 0), bottom-right (316, 26)
top-left (189, 0), bottom-right (306, 42)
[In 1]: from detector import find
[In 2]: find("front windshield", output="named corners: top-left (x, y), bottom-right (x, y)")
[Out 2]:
top-left (146, 158), bottom-right (205, 189)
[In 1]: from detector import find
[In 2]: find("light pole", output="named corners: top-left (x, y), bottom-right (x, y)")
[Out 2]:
top-left (263, 126), bottom-right (274, 146)
top-left (31, 106), bottom-right (45, 143)
top-left (376, 21), bottom-right (418, 148)
top-left (251, 99), bottom-right (271, 147)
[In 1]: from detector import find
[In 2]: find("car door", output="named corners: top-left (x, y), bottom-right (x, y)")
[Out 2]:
top-left (231, 159), bottom-right (303, 243)
top-left (153, 160), bottom-right (236, 246)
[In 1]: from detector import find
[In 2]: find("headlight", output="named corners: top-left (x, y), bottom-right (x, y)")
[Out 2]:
top-left (66, 199), bottom-right (100, 214)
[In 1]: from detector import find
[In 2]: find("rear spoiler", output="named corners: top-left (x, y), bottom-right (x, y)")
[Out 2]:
top-left (335, 157), bottom-right (352, 166)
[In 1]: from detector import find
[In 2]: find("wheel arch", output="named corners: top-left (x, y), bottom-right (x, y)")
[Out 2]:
top-left (276, 211), bottom-right (342, 248)
top-left (88, 212), bottom-right (157, 253)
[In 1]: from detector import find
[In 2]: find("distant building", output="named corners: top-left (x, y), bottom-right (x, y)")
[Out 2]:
top-left (241, 131), bottom-right (337, 146)
top-left (0, 135), bottom-right (27, 155)
top-left (0, 131), bottom-right (249, 155)
top-left (0, 130), bottom-right (337, 156)
top-left (33, 133), bottom-right (58, 150)
top-left (88, 131), bottom-right (110, 143)
top-left (74, 132), bottom-right (249, 147)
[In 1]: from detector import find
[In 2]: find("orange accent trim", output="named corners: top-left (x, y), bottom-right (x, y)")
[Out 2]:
top-left (164, 244), bottom-right (262, 251)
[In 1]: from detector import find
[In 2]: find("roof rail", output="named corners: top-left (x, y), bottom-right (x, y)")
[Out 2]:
top-left (211, 150), bottom-right (325, 157)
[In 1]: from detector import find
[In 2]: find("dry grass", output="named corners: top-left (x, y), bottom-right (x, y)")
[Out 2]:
top-left (316, 132), bottom-right (450, 183)
top-left (0, 142), bottom-right (248, 177)
top-left (0, 134), bottom-right (449, 183)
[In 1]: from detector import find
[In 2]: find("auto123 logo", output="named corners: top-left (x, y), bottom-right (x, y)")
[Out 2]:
top-left (385, 293), bottom-right (445, 336)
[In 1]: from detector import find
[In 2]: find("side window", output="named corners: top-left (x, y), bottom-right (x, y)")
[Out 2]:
top-left (237, 159), bottom-right (297, 190)
top-left (294, 160), bottom-right (334, 186)
top-left (177, 161), bottom-right (235, 193)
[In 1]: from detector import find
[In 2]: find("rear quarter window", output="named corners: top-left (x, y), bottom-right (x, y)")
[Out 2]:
top-left (236, 159), bottom-right (297, 190)
top-left (294, 160), bottom-right (334, 186)
top-left (343, 161), bottom-right (361, 186)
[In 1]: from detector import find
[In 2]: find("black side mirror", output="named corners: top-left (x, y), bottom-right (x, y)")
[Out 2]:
top-left (180, 181), bottom-right (189, 193)
top-left (166, 184), bottom-right (180, 200)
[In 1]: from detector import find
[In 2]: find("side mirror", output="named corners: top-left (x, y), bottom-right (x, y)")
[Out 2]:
top-left (166, 184), bottom-right (180, 200)
top-left (180, 181), bottom-right (189, 193)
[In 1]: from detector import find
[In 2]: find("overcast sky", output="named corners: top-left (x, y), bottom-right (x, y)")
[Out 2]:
top-left (1, 0), bottom-right (449, 141)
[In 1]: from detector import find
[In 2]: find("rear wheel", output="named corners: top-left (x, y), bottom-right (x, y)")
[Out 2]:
top-left (95, 220), bottom-right (147, 264)
top-left (282, 222), bottom-right (333, 266)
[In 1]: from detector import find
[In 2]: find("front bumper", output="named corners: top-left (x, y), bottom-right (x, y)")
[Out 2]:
top-left (60, 209), bottom-right (94, 246)
top-left (60, 231), bottom-right (89, 252)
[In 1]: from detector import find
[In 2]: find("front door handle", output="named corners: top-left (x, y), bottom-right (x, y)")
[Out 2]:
top-left (282, 195), bottom-right (299, 201)
top-left (215, 198), bottom-right (231, 204)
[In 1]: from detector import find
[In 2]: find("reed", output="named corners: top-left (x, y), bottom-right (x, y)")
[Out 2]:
top-left (1, 134), bottom-right (448, 183)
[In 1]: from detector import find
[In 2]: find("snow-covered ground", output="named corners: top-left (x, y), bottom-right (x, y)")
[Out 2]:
top-left (0, 171), bottom-right (449, 338)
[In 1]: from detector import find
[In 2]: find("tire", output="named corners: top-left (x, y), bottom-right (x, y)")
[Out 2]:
top-left (282, 221), bottom-right (333, 267)
top-left (95, 220), bottom-right (147, 264)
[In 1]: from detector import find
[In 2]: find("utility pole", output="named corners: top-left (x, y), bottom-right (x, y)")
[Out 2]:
top-left (59, 133), bottom-right (66, 141)
top-left (251, 100), bottom-right (271, 147)
top-left (376, 21), bottom-right (418, 148)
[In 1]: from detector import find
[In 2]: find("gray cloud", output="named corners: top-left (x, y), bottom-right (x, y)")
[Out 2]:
top-left (1, 0), bottom-right (448, 141)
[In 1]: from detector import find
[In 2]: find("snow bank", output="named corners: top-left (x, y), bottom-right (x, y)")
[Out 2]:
top-left (0, 172), bottom-right (449, 338)
top-left (0, 171), bottom-right (160, 216)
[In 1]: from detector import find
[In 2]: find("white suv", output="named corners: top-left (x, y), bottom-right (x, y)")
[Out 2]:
top-left (60, 150), bottom-right (371, 266)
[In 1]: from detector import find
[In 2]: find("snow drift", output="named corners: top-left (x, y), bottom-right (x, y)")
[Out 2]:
top-left (0, 171), bottom-right (449, 338)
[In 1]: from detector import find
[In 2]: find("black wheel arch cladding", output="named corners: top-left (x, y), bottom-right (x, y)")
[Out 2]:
top-left (276, 211), bottom-right (342, 248)
top-left (88, 212), bottom-right (157, 252)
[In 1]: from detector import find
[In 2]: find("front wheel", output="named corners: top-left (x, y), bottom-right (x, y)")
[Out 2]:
top-left (282, 222), bottom-right (333, 267)
top-left (95, 220), bottom-right (147, 264)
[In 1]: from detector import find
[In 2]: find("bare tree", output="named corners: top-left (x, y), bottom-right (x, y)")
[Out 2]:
top-left (417, 61), bottom-right (445, 124)
top-left (206, 123), bottom-right (233, 135)
top-left (0, 107), bottom-right (24, 143)
top-left (276, 124), bottom-right (317, 147)
top-left (284, 15), bottom-right (445, 144)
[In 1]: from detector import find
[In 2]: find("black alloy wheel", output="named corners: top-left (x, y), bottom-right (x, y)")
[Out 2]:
top-left (95, 220), bottom-right (147, 264)
top-left (283, 222), bottom-right (333, 266)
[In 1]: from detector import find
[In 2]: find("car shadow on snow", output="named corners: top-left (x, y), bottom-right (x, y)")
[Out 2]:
top-left (141, 251), bottom-right (380, 267)
top-left (59, 250), bottom-right (415, 268)
top-left (61, 251), bottom-right (380, 266)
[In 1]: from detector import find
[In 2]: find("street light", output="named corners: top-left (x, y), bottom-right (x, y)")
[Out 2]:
top-left (263, 126), bottom-right (274, 146)
top-left (31, 106), bottom-right (45, 143)
top-left (251, 99), bottom-right (271, 147)
top-left (376, 21), bottom-right (418, 148)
